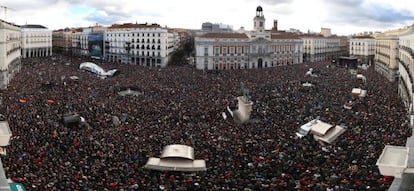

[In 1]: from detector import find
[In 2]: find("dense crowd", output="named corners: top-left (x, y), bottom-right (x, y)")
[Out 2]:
top-left (0, 54), bottom-right (410, 191)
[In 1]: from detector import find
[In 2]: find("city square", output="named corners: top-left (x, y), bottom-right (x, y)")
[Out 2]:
top-left (0, 1), bottom-right (414, 190)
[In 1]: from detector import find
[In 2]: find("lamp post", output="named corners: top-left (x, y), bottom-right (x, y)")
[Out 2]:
top-left (125, 42), bottom-right (131, 64)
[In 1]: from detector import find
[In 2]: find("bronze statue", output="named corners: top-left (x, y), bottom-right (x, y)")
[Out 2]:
top-left (240, 82), bottom-right (250, 101)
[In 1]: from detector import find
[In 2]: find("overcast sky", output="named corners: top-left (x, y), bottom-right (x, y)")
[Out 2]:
top-left (1, 0), bottom-right (414, 35)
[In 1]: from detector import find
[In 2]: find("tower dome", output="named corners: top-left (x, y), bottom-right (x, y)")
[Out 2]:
top-left (253, 5), bottom-right (265, 32)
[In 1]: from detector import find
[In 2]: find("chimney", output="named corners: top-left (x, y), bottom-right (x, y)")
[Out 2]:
top-left (273, 20), bottom-right (278, 31)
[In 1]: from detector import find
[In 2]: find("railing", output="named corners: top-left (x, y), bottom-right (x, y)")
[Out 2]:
top-left (400, 45), bottom-right (414, 58)
top-left (397, 57), bottom-right (414, 85)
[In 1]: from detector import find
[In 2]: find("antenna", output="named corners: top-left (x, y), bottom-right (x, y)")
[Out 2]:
top-left (0, 5), bottom-right (15, 21)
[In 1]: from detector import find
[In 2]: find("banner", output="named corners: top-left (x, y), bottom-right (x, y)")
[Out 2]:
top-left (9, 183), bottom-right (27, 191)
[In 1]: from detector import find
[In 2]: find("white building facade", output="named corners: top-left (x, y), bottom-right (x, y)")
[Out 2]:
top-left (398, 27), bottom-right (414, 118)
top-left (0, 20), bottom-right (21, 89)
top-left (72, 31), bottom-right (89, 56)
top-left (21, 25), bottom-right (52, 58)
top-left (374, 28), bottom-right (411, 82)
top-left (349, 36), bottom-right (375, 65)
top-left (195, 6), bottom-right (303, 70)
top-left (301, 35), bottom-right (341, 62)
top-left (104, 23), bottom-right (177, 67)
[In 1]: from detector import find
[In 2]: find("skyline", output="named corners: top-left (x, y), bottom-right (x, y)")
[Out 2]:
top-left (1, 0), bottom-right (414, 35)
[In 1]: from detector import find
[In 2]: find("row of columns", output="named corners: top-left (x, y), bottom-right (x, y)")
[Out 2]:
top-left (22, 48), bottom-right (52, 58)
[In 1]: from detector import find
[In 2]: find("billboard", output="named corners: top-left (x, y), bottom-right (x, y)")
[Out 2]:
top-left (88, 33), bottom-right (103, 59)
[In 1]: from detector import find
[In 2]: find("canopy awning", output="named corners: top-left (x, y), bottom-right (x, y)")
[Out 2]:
top-left (310, 120), bottom-right (333, 136)
top-left (144, 157), bottom-right (206, 172)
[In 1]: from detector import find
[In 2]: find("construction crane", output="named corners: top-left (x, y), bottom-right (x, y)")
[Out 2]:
top-left (0, 5), bottom-right (15, 21)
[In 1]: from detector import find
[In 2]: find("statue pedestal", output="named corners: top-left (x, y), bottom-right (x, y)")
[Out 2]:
top-left (233, 96), bottom-right (253, 124)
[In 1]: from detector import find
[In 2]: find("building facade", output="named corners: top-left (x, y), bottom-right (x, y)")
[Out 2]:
top-left (374, 28), bottom-right (411, 82)
top-left (398, 27), bottom-right (414, 119)
top-left (338, 36), bottom-right (350, 57)
top-left (194, 6), bottom-right (303, 70)
top-left (201, 22), bottom-right (233, 33)
top-left (72, 26), bottom-right (105, 57)
top-left (0, 20), bottom-right (21, 89)
top-left (72, 31), bottom-right (89, 56)
top-left (104, 23), bottom-right (177, 67)
top-left (301, 34), bottom-right (341, 62)
top-left (349, 36), bottom-right (375, 65)
top-left (52, 28), bottom-right (74, 54)
top-left (20, 25), bottom-right (52, 58)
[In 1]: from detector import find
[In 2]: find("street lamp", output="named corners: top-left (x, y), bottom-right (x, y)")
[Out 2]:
top-left (125, 42), bottom-right (131, 64)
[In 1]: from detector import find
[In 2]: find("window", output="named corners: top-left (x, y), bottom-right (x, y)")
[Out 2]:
top-left (214, 47), bottom-right (219, 56)
top-left (260, 21), bottom-right (263, 27)
top-left (222, 47), bottom-right (227, 56)
top-left (244, 47), bottom-right (249, 54)
top-left (204, 47), bottom-right (208, 56)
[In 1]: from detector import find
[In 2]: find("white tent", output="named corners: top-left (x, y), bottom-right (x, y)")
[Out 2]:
top-left (352, 88), bottom-right (367, 98)
top-left (310, 120), bottom-right (333, 137)
top-left (314, 125), bottom-right (346, 144)
top-left (144, 144), bottom-right (206, 172)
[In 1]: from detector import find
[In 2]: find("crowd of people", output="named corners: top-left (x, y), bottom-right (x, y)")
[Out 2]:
top-left (0, 54), bottom-right (410, 191)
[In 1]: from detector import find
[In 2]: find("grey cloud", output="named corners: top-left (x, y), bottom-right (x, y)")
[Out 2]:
top-left (3, 0), bottom-right (59, 11)
top-left (84, 10), bottom-right (127, 25)
top-left (369, 5), bottom-right (414, 22)
top-left (321, 0), bottom-right (414, 28)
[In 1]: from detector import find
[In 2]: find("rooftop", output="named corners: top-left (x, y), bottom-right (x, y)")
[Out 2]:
top-left (271, 32), bottom-right (300, 39)
top-left (21, 24), bottom-right (47, 29)
top-left (108, 23), bottom-right (161, 29)
top-left (351, 35), bottom-right (374, 39)
top-left (199, 32), bottom-right (249, 39)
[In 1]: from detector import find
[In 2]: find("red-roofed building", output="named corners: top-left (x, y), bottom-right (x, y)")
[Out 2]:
top-left (194, 6), bottom-right (303, 70)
